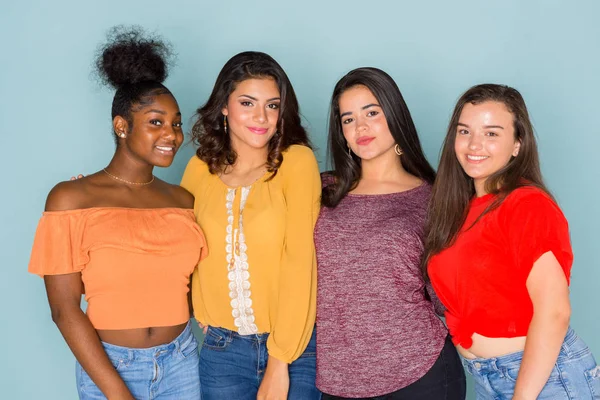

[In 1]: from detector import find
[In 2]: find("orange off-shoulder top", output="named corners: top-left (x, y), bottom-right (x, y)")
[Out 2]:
top-left (28, 207), bottom-right (208, 330)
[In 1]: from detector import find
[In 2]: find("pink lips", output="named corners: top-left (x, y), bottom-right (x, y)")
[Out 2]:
top-left (248, 127), bottom-right (269, 135)
top-left (356, 136), bottom-right (375, 146)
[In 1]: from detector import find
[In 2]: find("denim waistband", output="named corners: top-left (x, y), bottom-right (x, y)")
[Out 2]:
top-left (100, 321), bottom-right (195, 361)
top-left (461, 326), bottom-right (583, 373)
top-left (209, 326), bottom-right (270, 342)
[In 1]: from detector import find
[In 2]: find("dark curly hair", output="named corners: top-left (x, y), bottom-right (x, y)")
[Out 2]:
top-left (95, 25), bottom-right (174, 142)
top-left (191, 51), bottom-right (311, 178)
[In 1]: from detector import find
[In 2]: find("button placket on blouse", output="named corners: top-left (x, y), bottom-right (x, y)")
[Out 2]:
top-left (226, 187), bottom-right (258, 335)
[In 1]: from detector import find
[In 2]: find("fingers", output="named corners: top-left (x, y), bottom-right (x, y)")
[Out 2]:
top-left (197, 321), bottom-right (208, 335)
top-left (70, 174), bottom-right (84, 180)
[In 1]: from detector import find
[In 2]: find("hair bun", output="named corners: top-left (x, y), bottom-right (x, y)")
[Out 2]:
top-left (95, 25), bottom-right (172, 89)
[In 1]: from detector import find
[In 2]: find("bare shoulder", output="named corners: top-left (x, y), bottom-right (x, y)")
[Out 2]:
top-left (44, 179), bottom-right (89, 211)
top-left (160, 181), bottom-right (195, 209)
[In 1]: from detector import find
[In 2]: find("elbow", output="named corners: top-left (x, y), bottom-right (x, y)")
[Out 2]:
top-left (49, 305), bottom-right (78, 326)
top-left (557, 304), bottom-right (571, 327)
top-left (542, 303), bottom-right (571, 329)
top-left (50, 307), bottom-right (64, 325)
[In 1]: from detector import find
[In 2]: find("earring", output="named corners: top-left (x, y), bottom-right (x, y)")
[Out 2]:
top-left (223, 115), bottom-right (228, 133)
top-left (347, 143), bottom-right (352, 157)
top-left (116, 131), bottom-right (126, 138)
top-left (394, 144), bottom-right (402, 156)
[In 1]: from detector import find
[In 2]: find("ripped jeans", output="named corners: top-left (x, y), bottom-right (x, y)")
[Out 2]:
top-left (462, 327), bottom-right (600, 399)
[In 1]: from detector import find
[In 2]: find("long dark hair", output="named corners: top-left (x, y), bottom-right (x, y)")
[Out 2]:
top-left (422, 83), bottom-right (552, 279)
top-left (190, 51), bottom-right (310, 178)
top-left (322, 67), bottom-right (436, 208)
top-left (95, 25), bottom-right (173, 143)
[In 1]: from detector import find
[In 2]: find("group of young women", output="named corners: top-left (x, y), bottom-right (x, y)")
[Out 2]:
top-left (28, 27), bottom-right (599, 400)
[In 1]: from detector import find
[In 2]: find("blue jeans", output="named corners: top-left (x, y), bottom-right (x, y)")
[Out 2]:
top-left (462, 327), bottom-right (600, 399)
top-left (199, 325), bottom-right (321, 399)
top-left (76, 322), bottom-right (201, 399)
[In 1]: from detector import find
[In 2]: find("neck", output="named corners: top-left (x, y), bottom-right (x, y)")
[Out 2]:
top-left (474, 179), bottom-right (488, 197)
top-left (230, 141), bottom-right (269, 172)
top-left (360, 150), bottom-right (407, 182)
top-left (105, 151), bottom-right (154, 184)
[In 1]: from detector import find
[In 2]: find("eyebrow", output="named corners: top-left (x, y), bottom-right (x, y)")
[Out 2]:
top-left (144, 109), bottom-right (166, 115)
top-left (238, 94), bottom-right (281, 102)
top-left (457, 122), bottom-right (504, 129)
top-left (340, 103), bottom-right (381, 118)
top-left (143, 109), bottom-right (181, 116)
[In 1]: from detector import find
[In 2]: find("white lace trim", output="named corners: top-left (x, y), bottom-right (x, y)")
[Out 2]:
top-left (226, 186), bottom-right (258, 335)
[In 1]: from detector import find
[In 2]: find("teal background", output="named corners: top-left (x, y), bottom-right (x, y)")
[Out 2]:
top-left (2, 1), bottom-right (599, 398)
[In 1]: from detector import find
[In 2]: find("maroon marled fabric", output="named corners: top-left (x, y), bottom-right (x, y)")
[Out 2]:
top-left (314, 181), bottom-right (448, 398)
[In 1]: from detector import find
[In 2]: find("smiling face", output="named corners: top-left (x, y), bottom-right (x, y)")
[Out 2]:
top-left (454, 101), bottom-right (521, 195)
top-left (116, 93), bottom-right (183, 167)
top-left (222, 77), bottom-right (281, 153)
top-left (338, 85), bottom-right (396, 162)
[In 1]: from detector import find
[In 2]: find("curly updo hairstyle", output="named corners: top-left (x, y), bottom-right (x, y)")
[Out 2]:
top-left (95, 25), bottom-right (174, 143)
top-left (191, 51), bottom-right (311, 178)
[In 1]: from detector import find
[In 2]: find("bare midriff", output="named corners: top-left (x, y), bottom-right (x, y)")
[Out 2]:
top-left (457, 333), bottom-right (527, 359)
top-left (97, 322), bottom-right (188, 348)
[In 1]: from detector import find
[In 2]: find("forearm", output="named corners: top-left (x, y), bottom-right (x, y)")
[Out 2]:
top-left (257, 355), bottom-right (290, 400)
top-left (54, 307), bottom-right (133, 399)
top-left (513, 312), bottom-right (569, 400)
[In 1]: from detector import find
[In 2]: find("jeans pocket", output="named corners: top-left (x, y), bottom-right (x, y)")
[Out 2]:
top-left (502, 364), bottom-right (521, 383)
top-left (180, 334), bottom-right (200, 359)
top-left (584, 365), bottom-right (600, 397)
top-left (502, 363), bottom-right (561, 384)
top-left (77, 362), bottom-right (108, 397)
top-left (103, 348), bottom-right (131, 371)
top-left (202, 327), bottom-right (232, 351)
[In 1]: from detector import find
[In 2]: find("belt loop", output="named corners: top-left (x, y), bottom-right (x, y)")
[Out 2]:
top-left (174, 334), bottom-right (182, 354)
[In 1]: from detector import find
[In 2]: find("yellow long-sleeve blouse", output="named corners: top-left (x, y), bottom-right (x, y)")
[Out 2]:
top-left (180, 145), bottom-right (321, 363)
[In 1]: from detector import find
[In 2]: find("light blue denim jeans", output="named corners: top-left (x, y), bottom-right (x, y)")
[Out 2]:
top-left (199, 325), bottom-right (321, 400)
top-left (76, 322), bottom-right (200, 399)
top-left (462, 327), bottom-right (600, 399)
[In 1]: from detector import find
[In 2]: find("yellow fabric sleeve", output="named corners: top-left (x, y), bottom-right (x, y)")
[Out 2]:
top-left (266, 146), bottom-right (321, 363)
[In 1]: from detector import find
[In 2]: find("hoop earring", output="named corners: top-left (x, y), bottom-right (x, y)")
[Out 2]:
top-left (394, 144), bottom-right (402, 156)
top-left (223, 115), bottom-right (228, 134)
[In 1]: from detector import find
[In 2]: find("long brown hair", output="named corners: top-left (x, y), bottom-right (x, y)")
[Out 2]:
top-left (190, 51), bottom-right (311, 178)
top-left (422, 84), bottom-right (552, 279)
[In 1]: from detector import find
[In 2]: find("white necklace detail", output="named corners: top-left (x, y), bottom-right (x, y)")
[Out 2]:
top-left (102, 168), bottom-right (155, 186)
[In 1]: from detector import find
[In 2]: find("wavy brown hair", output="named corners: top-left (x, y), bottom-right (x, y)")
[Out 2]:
top-left (190, 51), bottom-right (310, 178)
top-left (422, 84), bottom-right (553, 279)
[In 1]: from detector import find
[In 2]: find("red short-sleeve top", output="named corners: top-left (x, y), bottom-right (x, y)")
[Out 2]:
top-left (427, 186), bottom-right (573, 349)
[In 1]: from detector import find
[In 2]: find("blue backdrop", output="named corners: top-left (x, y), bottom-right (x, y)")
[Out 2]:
top-left (2, 1), bottom-right (598, 398)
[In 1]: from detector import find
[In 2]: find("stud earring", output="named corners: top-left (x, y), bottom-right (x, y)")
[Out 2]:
top-left (223, 115), bottom-right (228, 133)
top-left (394, 144), bottom-right (402, 156)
